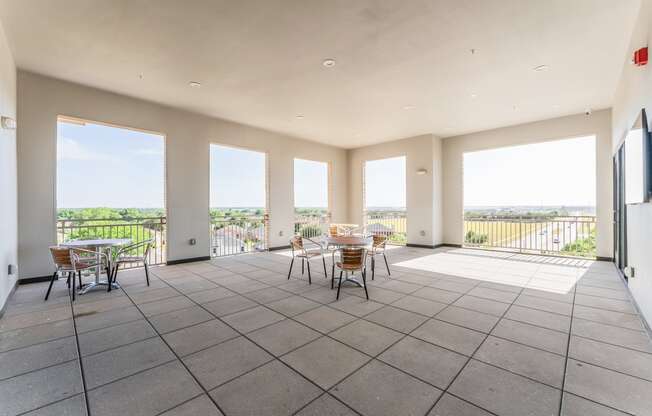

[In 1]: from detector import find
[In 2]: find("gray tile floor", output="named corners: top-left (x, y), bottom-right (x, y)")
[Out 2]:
top-left (1, 247), bottom-right (652, 416)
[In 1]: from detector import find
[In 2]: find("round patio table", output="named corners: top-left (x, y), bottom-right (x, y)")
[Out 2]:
top-left (61, 238), bottom-right (131, 294)
top-left (329, 223), bottom-right (359, 235)
top-left (325, 235), bottom-right (373, 288)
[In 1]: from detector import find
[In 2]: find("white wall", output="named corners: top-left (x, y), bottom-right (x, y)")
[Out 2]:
top-left (348, 134), bottom-right (443, 247)
top-left (612, 0), bottom-right (652, 326)
top-left (442, 110), bottom-right (613, 258)
top-left (0, 21), bottom-right (17, 312)
top-left (17, 71), bottom-right (348, 279)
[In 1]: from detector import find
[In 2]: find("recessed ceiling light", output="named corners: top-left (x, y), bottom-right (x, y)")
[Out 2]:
top-left (189, 81), bottom-right (201, 88)
top-left (470, 93), bottom-right (477, 99)
top-left (403, 105), bottom-right (416, 110)
top-left (533, 65), bottom-right (549, 72)
top-left (322, 59), bottom-right (336, 68)
top-left (295, 115), bottom-right (305, 119)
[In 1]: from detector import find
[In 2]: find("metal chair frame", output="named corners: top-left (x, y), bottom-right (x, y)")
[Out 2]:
top-left (108, 240), bottom-right (153, 292)
top-left (334, 247), bottom-right (369, 300)
top-left (368, 235), bottom-right (391, 280)
top-left (287, 235), bottom-right (328, 284)
top-left (45, 246), bottom-right (110, 301)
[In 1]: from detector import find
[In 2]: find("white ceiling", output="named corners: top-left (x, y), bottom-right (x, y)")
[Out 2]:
top-left (0, 0), bottom-right (641, 148)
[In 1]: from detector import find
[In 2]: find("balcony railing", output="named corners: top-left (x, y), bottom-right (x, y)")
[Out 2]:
top-left (364, 212), bottom-right (407, 245)
top-left (294, 214), bottom-right (331, 238)
top-left (56, 217), bottom-right (167, 266)
top-left (463, 215), bottom-right (597, 257)
top-left (210, 215), bottom-right (268, 257)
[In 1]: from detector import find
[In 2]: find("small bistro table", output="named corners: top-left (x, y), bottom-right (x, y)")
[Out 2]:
top-left (324, 235), bottom-right (373, 288)
top-left (61, 238), bottom-right (131, 294)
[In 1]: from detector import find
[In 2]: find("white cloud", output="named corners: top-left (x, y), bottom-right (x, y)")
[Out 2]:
top-left (57, 137), bottom-right (113, 161)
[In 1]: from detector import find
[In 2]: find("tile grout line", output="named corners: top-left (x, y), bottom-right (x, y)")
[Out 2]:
top-left (558, 271), bottom-right (578, 416)
top-left (69, 287), bottom-right (92, 416)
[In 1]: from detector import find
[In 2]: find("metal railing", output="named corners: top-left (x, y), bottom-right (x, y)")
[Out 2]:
top-left (364, 212), bottom-right (407, 245)
top-left (56, 217), bottom-right (167, 266)
top-left (294, 214), bottom-right (331, 238)
top-left (463, 215), bottom-right (597, 257)
top-left (210, 214), bottom-right (268, 257)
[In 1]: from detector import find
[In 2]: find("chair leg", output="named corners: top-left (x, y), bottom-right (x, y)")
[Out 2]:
top-left (144, 263), bottom-right (150, 286)
top-left (336, 270), bottom-right (344, 300)
top-left (44, 271), bottom-right (58, 301)
top-left (287, 258), bottom-right (294, 280)
top-left (72, 273), bottom-right (76, 301)
top-left (78, 271), bottom-right (82, 290)
top-left (383, 253), bottom-right (391, 276)
top-left (322, 256), bottom-right (327, 278)
top-left (105, 266), bottom-right (112, 292)
top-left (306, 261), bottom-right (312, 284)
top-left (109, 264), bottom-right (120, 292)
top-left (302, 258), bottom-right (305, 274)
top-left (371, 257), bottom-right (375, 280)
top-left (361, 268), bottom-right (369, 300)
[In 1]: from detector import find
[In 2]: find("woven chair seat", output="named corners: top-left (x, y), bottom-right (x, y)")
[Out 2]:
top-left (116, 256), bottom-right (145, 263)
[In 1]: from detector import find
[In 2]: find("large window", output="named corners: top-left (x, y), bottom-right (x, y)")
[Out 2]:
top-left (209, 144), bottom-right (267, 256)
top-left (56, 117), bottom-right (166, 263)
top-left (293, 158), bottom-right (329, 238)
top-left (364, 156), bottom-right (407, 244)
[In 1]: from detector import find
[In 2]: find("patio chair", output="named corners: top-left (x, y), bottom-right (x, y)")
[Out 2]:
top-left (368, 234), bottom-right (391, 280)
top-left (45, 246), bottom-right (110, 301)
top-left (108, 240), bottom-right (153, 292)
top-left (288, 235), bottom-right (327, 284)
top-left (334, 247), bottom-right (369, 300)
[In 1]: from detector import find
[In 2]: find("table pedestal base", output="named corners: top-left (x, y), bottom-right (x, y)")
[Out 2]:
top-left (79, 281), bottom-right (121, 294)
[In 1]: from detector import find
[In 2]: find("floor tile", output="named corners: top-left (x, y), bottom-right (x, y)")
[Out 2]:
top-left (248, 319), bottom-right (320, 356)
top-left (571, 318), bottom-right (652, 353)
top-left (569, 335), bottom-right (652, 381)
top-left (428, 393), bottom-right (493, 416)
top-left (574, 294), bottom-right (637, 314)
top-left (295, 394), bottom-right (357, 416)
top-left (138, 296), bottom-right (195, 318)
top-left (564, 359), bottom-right (652, 415)
top-left (162, 319), bottom-right (239, 357)
top-left (391, 295), bottom-right (448, 316)
top-left (492, 318), bottom-right (568, 355)
top-left (210, 360), bottom-right (321, 416)
top-left (330, 319), bottom-right (403, 356)
top-left (74, 306), bottom-right (143, 334)
top-left (0, 336), bottom-right (77, 381)
top-left (505, 305), bottom-right (571, 332)
top-left (412, 287), bottom-right (462, 304)
top-left (474, 335), bottom-right (565, 387)
top-left (77, 319), bottom-right (156, 356)
top-left (0, 306), bottom-right (72, 333)
top-left (149, 306), bottom-right (213, 334)
top-left (436, 306), bottom-right (500, 333)
top-left (246, 287), bottom-right (292, 303)
top-left (515, 294), bottom-right (573, 316)
top-left (0, 360), bottom-right (83, 416)
top-left (365, 306), bottom-right (428, 333)
top-left (221, 305), bottom-right (285, 333)
top-left (201, 295), bottom-right (258, 317)
top-left (159, 394), bottom-right (223, 416)
top-left (186, 287), bottom-right (236, 304)
top-left (266, 296), bottom-right (321, 317)
top-left (379, 336), bottom-right (467, 389)
top-left (561, 392), bottom-right (630, 416)
top-left (329, 295), bottom-right (385, 317)
top-left (294, 306), bottom-right (357, 333)
top-left (183, 336), bottom-right (272, 390)
top-left (449, 359), bottom-right (561, 416)
top-left (412, 319), bottom-right (486, 356)
top-left (573, 305), bottom-right (644, 331)
top-left (82, 337), bottom-right (175, 389)
top-left (282, 336), bottom-right (369, 389)
top-left (467, 286), bottom-right (519, 303)
top-left (0, 319), bottom-right (74, 353)
top-left (22, 393), bottom-right (87, 416)
top-left (453, 295), bottom-right (510, 317)
top-left (87, 361), bottom-right (202, 416)
top-left (128, 287), bottom-right (179, 304)
top-left (332, 359), bottom-right (442, 416)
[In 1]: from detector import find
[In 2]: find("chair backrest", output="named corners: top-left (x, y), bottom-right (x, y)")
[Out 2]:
top-left (339, 248), bottom-right (365, 269)
top-left (290, 235), bottom-right (304, 251)
top-left (372, 234), bottom-right (387, 248)
top-left (49, 246), bottom-right (73, 269)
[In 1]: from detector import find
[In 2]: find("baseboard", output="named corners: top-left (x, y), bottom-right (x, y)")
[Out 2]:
top-left (269, 245), bottom-right (290, 251)
top-left (437, 243), bottom-right (462, 248)
top-left (166, 256), bottom-right (211, 265)
top-left (406, 243), bottom-right (462, 249)
top-left (596, 256), bottom-right (614, 262)
top-left (406, 243), bottom-right (436, 249)
top-left (19, 275), bottom-right (52, 284)
top-left (0, 279), bottom-right (19, 319)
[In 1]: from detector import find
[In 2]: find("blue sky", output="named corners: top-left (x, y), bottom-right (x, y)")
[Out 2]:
top-left (464, 136), bottom-right (596, 207)
top-left (294, 158), bottom-right (328, 208)
top-left (57, 120), bottom-right (165, 208)
top-left (210, 144), bottom-right (266, 208)
top-left (365, 156), bottom-right (407, 208)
